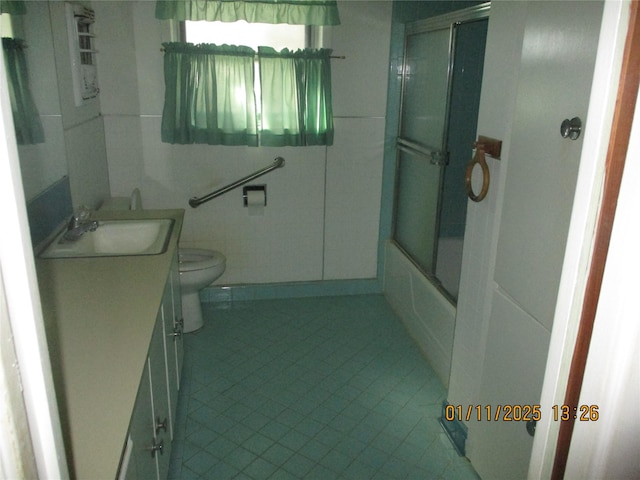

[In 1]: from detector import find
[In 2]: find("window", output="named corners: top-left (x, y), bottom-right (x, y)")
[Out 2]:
top-left (182, 19), bottom-right (311, 135)
top-left (160, 21), bottom-right (334, 147)
top-left (184, 20), bottom-right (308, 51)
top-left (0, 12), bottom-right (14, 36)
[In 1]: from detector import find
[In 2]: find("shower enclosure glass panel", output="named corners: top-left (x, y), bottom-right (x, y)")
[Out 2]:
top-left (436, 19), bottom-right (488, 298)
top-left (394, 147), bottom-right (441, 272)
top-left (401, 27), bottom-right (451, 150)
top-left (393, 5), bottom-right (489, 302)
top-left (394, 25), bottom-right (451, 274)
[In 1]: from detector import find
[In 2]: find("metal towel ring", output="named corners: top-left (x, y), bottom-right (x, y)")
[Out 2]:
top-left (465, 144), bottom-right (490, 202)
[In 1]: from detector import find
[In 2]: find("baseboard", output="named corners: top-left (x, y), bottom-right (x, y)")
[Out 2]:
top-left (200, 278), bottom-right (382, 303)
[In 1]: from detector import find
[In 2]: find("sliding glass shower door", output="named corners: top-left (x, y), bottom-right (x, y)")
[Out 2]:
top-left (394, 24), bottom-right (450, 273)
top-left (393, 6), bottom-right (489, 302)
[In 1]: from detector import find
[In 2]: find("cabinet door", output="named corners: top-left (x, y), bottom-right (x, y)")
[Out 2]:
top-left (125, 360), bottom-right (158, 480)
top-left (122, 261), bottom-right (182, 479)
top-left (160, 281), bottom-right (179, 442)
top-left (149, 311), bottom-right (171, 479)
top-left (170, 251), bottom-right (184, 389)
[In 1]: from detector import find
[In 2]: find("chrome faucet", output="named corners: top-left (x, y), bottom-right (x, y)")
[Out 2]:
top-left (62, 206), bottom-right (99, 242)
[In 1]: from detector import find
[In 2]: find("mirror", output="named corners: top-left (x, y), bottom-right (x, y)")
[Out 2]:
top-left (2, 3), bottom-right (67, 201)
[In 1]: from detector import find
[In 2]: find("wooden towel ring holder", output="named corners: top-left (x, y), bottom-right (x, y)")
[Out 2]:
top-left (465, 143), bottom-right (490, 202)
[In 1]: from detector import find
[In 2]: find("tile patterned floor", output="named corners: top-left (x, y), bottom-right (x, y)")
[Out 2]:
top-left (168, 294), bottom-right (479, 479)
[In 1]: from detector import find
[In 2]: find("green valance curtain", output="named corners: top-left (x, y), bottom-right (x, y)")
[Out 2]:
top-left (155, 0), bottom-right (340, 26)
top-left (161, 42), bottom-right (258, 146)
top-left (258, 47), bottom-right (333, 146)
top-left (0, 1), bottom-right (26, 15)
top-left (2, 38), bottom-right (44, 145)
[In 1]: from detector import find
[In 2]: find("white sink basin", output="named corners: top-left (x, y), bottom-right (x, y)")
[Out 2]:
top-left (40, 219), bottom-right (174, 258)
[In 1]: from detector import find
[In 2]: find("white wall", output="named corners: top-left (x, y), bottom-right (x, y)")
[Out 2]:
top-left (95, 1), bottom-right (392, 285)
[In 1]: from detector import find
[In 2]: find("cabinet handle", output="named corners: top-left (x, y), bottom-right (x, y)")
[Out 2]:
top-left (155, 416), bottom-right (167, 434)
top-left (170, 325), bottom-right (182, 338)
top-left (150, 438), bottom-right (164, 458)
top-left (175, 317), bottom-right (184, 328)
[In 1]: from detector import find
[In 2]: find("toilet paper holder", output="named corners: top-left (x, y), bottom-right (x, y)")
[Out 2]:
top-left (243, 185), bottom-right (266, 207)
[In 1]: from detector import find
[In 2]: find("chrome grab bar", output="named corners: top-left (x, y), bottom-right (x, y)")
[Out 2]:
top-left (189, 157), bottom-right (285, 208)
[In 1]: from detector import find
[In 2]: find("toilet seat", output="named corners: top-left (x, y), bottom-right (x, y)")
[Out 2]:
top-left (179, 248), bottom-right (225, 272)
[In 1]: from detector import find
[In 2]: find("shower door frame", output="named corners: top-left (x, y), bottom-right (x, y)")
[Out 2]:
top-left (392, 3), bottom-right (490, 304)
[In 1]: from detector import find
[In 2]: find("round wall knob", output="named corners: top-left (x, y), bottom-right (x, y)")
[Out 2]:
top-left (526, 419), bottom-right (536, 437)
top-left (560, 117), bottom-right (582, 140)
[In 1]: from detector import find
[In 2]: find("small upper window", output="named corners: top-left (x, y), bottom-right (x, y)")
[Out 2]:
top-left (183, 20), bottom-right (310, 51)
top-left (0, 13), bottom-right (14, 37)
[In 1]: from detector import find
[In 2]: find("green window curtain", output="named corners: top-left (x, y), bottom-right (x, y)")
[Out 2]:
top-left (161, 42), bottom-right (258, 146)
top-left (0, 1), bottom-right (26, 15)
top-left (2, 38), bottom-right (44, 145)
top-left (258, 47), bottom-right (333, 146)
top-left (155, 0), bottom-right (340, 26)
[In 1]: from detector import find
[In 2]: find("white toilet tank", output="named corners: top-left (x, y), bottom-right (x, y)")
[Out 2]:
top-left (100, 188), bottom-right (142, 211)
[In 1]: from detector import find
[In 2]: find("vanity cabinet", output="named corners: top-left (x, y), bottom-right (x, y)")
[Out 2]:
top-left (37, 209), bottom-right (185, 479)
top-left (122, 251), bottom-right (183, 479)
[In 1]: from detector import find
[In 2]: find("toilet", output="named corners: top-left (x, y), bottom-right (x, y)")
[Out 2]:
top-left (179, 248), bottom-right (226, 332)
top-left (100, 190), bottom-right (226, 333)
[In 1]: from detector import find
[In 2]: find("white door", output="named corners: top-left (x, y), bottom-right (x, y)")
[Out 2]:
top-left (493, 1), bottom-right (604, 329)
top-left (467, 2), bottom-right (604, 478)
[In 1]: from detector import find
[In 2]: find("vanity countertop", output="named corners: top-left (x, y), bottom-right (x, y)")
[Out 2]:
top-left (36, 208), bottom-right (184, 479)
